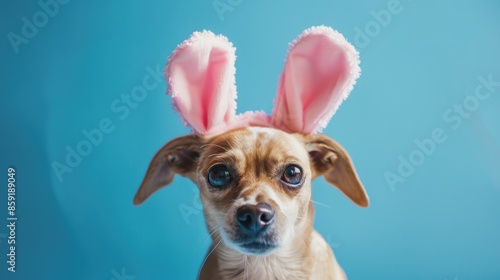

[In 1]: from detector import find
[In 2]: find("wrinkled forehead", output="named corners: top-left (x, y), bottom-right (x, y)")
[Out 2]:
top-left (200, 127), bottom-right (309, 173)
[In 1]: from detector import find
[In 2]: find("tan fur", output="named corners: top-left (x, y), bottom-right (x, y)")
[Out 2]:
top-left (134, 127), bottom-right (369, 279)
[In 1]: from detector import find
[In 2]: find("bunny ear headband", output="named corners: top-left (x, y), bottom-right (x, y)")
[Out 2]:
top-left (166, 25), bottom-right (360, 135)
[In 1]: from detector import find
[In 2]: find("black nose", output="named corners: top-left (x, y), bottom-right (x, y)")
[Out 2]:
top-left (236, 203), bottom-right (275, 236)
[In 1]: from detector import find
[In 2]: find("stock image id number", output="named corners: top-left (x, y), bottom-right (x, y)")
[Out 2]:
top-left (8, 168), bottom-right (16, 215)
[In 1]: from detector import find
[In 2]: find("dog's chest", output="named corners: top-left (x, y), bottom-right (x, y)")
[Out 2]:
top-left (217, 250), bottom-right (310, 280)
top-left (221, 259), bottom-right (308, 280)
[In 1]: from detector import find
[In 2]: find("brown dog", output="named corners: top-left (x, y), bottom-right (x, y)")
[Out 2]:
top-left (134, 126), bottom-right (368, 279)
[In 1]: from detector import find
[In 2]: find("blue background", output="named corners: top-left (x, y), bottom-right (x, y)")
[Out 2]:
top-left (1, 0), bottom-right (500, 279)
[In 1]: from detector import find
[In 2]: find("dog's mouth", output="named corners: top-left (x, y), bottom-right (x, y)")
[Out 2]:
top-left (235, 239), bottom-right (278, 255)
top-left (221, 229), bottom-right (280, 255)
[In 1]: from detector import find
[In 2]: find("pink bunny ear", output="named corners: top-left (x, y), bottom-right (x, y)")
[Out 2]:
top-left (271, 26), bottom-right (361, 134)
top-left (166, 31), bottom-right (237, 135)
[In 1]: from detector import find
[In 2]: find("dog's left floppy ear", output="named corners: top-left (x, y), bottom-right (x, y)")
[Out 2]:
top-left (133, 135), bottom-right (204, 205)
top-left (304, 134), bottom-right (369, 207)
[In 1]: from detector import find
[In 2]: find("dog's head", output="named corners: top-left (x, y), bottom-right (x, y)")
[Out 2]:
top-left (134, 127), bottom-right (368, 255)
top-left (134, 26), bottom-right (367, 255)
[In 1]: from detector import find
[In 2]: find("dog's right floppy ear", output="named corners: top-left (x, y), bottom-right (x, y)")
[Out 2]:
top-left (133, 135), bottom-right (204, 205)
top-left (304, 134), bottom-right (369, 207)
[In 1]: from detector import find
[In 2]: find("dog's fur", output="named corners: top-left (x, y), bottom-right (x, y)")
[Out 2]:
top-left (134, 127), bottom-right (368, 279)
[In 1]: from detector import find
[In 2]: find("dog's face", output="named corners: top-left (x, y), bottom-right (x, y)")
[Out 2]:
top-left (196, 127), bottom-right (313, 255)
top-left (134, 127), bottom-right (368, 256)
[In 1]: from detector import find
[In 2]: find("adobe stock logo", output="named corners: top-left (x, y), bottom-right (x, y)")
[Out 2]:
top-left (212, 0), bottom-right (243, 22)
top-left (110, 267), bottom-right (135, 280)
top-left (178, 187), bottom-right (203, 225)
top-left (7, 0), bottom-right (71, 54)
top-left (385, 74), bottom-right (500, 191)
top-left (353, 0), bottom-right (407, 49)
top-left (51, 65), bottom-right (163, 182)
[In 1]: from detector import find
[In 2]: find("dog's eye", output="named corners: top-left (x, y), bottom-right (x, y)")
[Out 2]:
top-left (208, 165), bottom-right (232, 188)
top-left (281, 165), bottom-right (303, 186)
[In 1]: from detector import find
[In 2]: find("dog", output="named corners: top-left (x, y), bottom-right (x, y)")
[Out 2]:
top-left (134, 127), bottom-right (368, 279)
top-left (134, 26), bottom-right (369, 279)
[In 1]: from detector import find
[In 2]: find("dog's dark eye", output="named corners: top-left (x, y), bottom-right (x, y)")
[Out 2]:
top-left (281, 165), bottom-right (303, 186)
top-left (208, 165), bottom-right (232, 188)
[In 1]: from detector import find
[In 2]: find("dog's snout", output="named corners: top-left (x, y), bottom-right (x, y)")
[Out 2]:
top-left (236, 203), bottom-right (275, 235)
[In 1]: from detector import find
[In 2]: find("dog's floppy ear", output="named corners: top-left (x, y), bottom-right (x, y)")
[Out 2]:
top-left (304, 134), bottom-right (369, 207)
top-left (133, 135), bottom-right (204, 205)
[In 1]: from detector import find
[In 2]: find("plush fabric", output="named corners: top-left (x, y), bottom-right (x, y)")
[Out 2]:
top-left (165, 26), bottom-right (360, 135)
